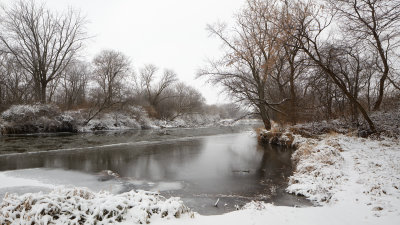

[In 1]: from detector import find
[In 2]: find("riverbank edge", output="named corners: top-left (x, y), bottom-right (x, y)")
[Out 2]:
top-left (0, 116), bottom-right (253, 136)
top-left (0, 104), bottom-right (254, 136)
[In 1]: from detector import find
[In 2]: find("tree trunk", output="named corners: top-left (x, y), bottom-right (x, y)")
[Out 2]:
top-left (325, 70), bottom-right (376, 132)
top-left (373, 72), bottom-right (387, 111)
top-left (289, 68), bottom-right (297, 124)
top-left (258, 104), bottom-right (271, 130)
top-left (372, 31), bottom-right (389, 111)
top-left (302, 49), bottom-right (376, 132)
top-left (40, 82), bottom-right (47, 104)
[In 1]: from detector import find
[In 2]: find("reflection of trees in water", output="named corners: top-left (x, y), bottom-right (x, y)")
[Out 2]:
top-left (0, 135), bottom-right (294, 184)
top-left (0, 139), bottom-right (205, 179)
top-left (0, 132), bottom-right (295, 197)
top-left (0, 126), bottom-right (255, 155)
top-left (256, 144), bottom-right (293, 181)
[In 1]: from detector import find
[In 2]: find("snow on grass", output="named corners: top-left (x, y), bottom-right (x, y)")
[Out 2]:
top-left (287, 135), bottom-right (346, 203)
top-left (335, 136), bottom-right (400, 216)
top-left (287, 134), bottom-right (400, 216)
top-left (1, 104), bottom-right (61, 123)
top-left (82, 113), bottom-right (142, 132)
top-left (0, 188), bottom-right (193, 224)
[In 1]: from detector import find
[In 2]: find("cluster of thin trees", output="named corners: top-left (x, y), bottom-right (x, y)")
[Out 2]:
top-left (0, 0), bottom-right (211, 121)
top-left (200, 0), bottom-right (400, 132)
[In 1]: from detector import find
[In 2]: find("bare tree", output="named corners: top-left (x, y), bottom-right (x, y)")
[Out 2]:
top-left (136, 64), bottom-right (177, 117)
top-left (92, 50), bottom-right (130, 104)
top-left (199, 0), bottom-right (291, 130)
top-left (0, 0), bottom-right (87, 103)
top-left (289, 0), bottom-right (376, 132)
top-left (0, 53), bottom-right (34, 109)
top-left (85, 50), bottom-right (131, 124)
top-left (58, 61), bottom-right (89, 109)
top-left (166, 82), bottom-right (205, 120)
top-left (327, 0), bottom-right (400, 110)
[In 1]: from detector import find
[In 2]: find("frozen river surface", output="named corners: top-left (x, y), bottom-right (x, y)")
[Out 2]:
top-left (0, 125), bottom-right (310, 214)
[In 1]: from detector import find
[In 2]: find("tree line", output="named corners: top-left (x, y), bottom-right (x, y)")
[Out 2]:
top-left (199, 0), bottom-right (400, 132)
top-left (0, 0), bottom-right (241, 122)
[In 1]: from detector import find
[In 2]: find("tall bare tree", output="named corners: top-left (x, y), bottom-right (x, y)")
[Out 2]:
top-left (84, 50), bottom-right (131, 124)
top-left (0, 0), bottom-right (87, 103)
top-left (136, 64), bottom-right (178, 115)
top-left (289, 0), bottom-right (377, 132)
top-left (327, 0), bottom-right (400, 110)
top-left (199, 0), bottom-right (289, 130)
top-left (92, 50), bottom-right (130, 104)
top-left (0, 53), bottom-right (34, 109)
top-left (59, 61), bottom-right (89, 109)
top-left (167, 82), bottom-right (205, 120)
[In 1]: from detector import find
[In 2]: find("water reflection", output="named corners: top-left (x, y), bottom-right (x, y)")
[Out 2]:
top-left (0, 129), bottom-right (310, 214)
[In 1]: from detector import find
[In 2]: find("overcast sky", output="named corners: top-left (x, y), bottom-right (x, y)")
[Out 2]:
top-left (3, 0), bottom-right (246, 104)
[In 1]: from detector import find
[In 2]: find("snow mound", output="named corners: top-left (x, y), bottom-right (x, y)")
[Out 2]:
top-left (0, 188), bottom-right (192, 224)
top-left (287, 135), bottom-right (346, 203)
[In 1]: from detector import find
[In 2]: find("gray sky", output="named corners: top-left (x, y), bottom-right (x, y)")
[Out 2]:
top-left (28, 0), bottom-right (245, 104)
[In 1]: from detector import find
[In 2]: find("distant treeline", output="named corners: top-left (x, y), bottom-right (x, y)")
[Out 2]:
top-left (0, 0), bottom-right (246, 122)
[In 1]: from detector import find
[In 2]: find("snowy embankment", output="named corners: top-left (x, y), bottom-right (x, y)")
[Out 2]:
top-left (0, 104), bottom-right (252, 135)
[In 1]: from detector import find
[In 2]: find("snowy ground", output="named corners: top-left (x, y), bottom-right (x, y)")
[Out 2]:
top-left (1, 134), bottom-right (399, 224)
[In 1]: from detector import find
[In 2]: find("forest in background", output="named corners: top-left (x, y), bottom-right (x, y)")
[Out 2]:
top-left (200, 0), bottom-right (400, 133)
top-left (0, 0), bottom-right (246, 131)
top-left (0, 0), bottom-right (400, 134)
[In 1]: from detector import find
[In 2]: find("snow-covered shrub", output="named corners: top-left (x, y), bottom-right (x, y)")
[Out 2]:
top-left (258, 130), bottom-right (295, 146)
top-left (153, 113), bottom-right (235, 128)
top-left (0, 104), bottom-right (77, 134)
top-left (368, 109), bottom-right (400, 138)
top-left (290, 120), bottom-right (351, 138)
top-left (1, 104), bottom-right (60, 123)
top-left (0, 188), bottom-right (192, 224)
top-left (83, 113), bottom-right (141, 131)
top-left (125, 106), bottom-right (155, 129)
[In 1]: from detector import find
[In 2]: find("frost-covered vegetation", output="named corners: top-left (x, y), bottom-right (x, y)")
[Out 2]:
top-left (0, 0), bottom-right (249, 135)
top-left (252, 107), bottom-right (400, 223)
top-left (0, 103), bottom-right (248, 135)
top-left (284, 133), bottom-right (400, 217)
top-left (287, 136), bottom-right (346, 203)
top-left (0, 188), bottom-right (192, 224)
top-left (0, 104), bottom-right (76, 134)
top-left (259, 106), bottom-right (400, 142)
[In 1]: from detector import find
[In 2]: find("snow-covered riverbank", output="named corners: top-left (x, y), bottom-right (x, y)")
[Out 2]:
top-left (0, 104), bottom-right (257, 135)
top-left (150, 134), bottom-right (400, 225)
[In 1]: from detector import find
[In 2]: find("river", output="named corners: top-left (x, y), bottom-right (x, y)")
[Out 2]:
top-left (0, 124), bottom-right (310, 215)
